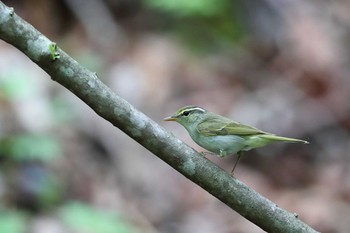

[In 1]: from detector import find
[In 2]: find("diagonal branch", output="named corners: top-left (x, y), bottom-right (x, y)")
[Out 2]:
top-left (0, 2), bottom-right (318, 232)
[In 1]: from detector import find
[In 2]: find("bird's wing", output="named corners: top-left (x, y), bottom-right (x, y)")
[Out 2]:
top-left (197, 117), bottom-right (266, 136)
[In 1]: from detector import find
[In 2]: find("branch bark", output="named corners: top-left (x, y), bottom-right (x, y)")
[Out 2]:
top-left (0, 2), bottom-right (318, 232)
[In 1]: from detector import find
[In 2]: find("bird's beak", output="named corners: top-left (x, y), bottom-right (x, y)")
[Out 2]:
top-left (163, 115), bottom-right (177, 121)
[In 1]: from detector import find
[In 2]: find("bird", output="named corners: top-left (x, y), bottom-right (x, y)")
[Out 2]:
top-left (164, 105), bottom-right (309, 174)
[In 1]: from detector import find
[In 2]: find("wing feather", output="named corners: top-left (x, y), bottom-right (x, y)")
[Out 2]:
top-left (197, 115), bottom-right (266, 136)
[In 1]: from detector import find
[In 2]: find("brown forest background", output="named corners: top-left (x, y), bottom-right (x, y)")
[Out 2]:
top-left (1, 1), bottom-right (350, 232)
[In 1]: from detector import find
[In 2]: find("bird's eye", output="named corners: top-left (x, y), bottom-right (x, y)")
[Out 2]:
top-left (183, 111), bottom-right (190, 116)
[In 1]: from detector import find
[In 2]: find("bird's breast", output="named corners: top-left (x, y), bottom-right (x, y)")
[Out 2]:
top-left (190, 133), bottom-right (246, 156)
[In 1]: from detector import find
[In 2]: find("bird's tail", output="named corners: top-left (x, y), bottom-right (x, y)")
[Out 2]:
top-left (260, 134), bottom-right (309, 144)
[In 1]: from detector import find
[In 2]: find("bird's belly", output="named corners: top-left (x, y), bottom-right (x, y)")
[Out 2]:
top-left (194, 135), bottom-right (246, 157)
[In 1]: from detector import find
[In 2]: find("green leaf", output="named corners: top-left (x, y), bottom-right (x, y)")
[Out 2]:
top-left (4, 134), bottom-right (61, 163)
top-left (0, 210), bottom-right (27, 233)
top-left (0, 70), bottom-right (37, 100)
top-left (60, 202), bottom-right (138, 233)
top-left (145, 0), bottom-right (228, 17)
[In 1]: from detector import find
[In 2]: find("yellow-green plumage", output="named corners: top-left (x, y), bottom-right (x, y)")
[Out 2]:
top-left (164, 105), bottom-right (309, 174)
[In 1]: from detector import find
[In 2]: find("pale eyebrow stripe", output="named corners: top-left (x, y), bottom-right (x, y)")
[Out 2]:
top-left (190, 107), bottom-right (206, 112)
top-left (180, 107), bottom-right (206, 114)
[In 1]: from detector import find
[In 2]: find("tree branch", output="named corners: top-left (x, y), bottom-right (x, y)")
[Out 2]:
top-left (0, 2), bottom-right (318, 232)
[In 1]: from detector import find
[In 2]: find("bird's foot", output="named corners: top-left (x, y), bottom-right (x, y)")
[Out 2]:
top-left (219, 149), bottom-right (230, 158)
top-left (200, 151), bottom-right (217, 157)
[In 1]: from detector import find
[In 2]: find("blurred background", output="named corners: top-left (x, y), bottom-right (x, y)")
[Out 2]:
top-left (1, 0), bottom-right (350, 232)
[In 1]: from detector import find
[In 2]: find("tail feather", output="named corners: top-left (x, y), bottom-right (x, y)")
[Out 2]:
top-left (260, 134), bottom-right (309, 144)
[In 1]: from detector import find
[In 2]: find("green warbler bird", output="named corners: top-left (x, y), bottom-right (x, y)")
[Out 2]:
top-left (164, 105), bottom-right (309, 174)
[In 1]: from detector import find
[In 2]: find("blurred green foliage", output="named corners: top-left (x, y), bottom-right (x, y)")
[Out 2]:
top-left (0, 134), bottom-right (61, 163)
top-left (145, 0), bottom-right (229, 17)
top-left (0, 62), bottom-right (67, 213)
top-left (60, 202), bottom-right (138, 233)
top-left (144, 0), bottom-right (246, 52)
top-left (19, 163), bottom-right (64, 209)
top-left (0, 210), bottom-right (28, 233)
top-left (50, 96), bottom-right (76, 124)
top-left (0, 70), bottom-right (38, 101)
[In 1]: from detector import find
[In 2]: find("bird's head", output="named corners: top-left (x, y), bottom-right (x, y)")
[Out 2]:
top-left (164, 105), bottom-right (207, 129)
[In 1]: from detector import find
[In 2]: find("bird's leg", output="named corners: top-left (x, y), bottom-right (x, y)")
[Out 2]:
top-left (231, 151), bottom-right (244, 175)
top-left (200, 151), bottom-right (215, 157)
